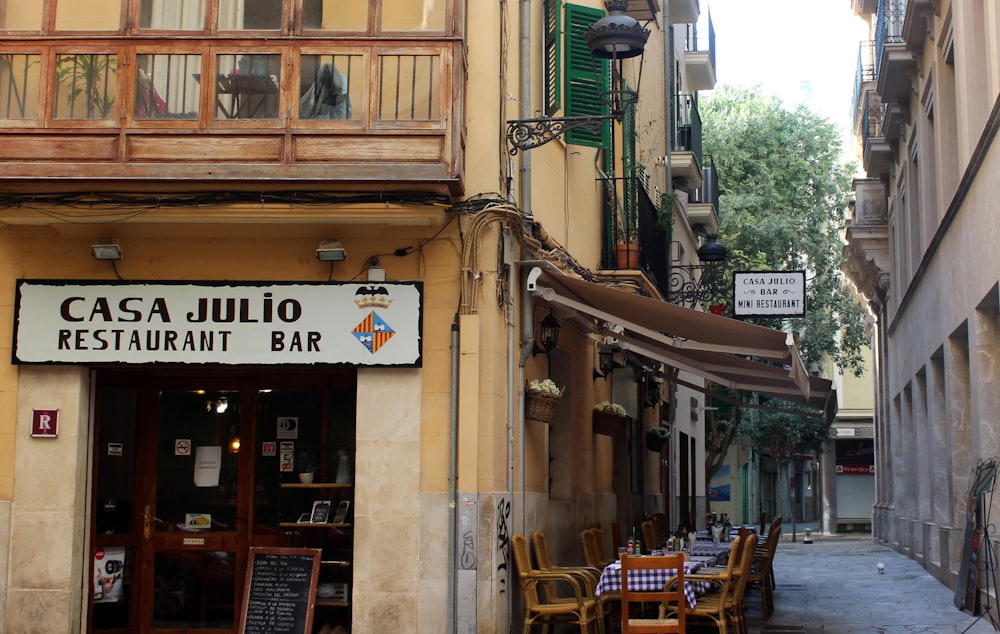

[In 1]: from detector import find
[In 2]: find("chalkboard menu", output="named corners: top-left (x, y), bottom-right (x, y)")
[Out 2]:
top-left (239, 547), bottom-right (321, 634)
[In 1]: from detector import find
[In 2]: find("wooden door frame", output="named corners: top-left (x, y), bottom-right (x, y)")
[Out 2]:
top-left (88, 367), bottom-right (354, 634)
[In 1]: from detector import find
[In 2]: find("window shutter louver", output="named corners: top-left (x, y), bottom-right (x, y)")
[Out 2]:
top-left (565, 3), bottom-right (608, 148)
top-left (544, 0), bottom-right (562, 115)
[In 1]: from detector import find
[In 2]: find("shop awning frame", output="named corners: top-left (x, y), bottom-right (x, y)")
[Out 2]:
top-left (524, 262), bottom-right (835, 417)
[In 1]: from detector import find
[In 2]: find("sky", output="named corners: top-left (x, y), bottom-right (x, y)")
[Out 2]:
top-left (703, 0), bottom-right (870, 143)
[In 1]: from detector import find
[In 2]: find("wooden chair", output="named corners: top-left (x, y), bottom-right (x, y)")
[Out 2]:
top-left (620, 553), bottom-right (686, 633)
top-left (747, 516), bottom-right (782, 619)
top-left (664, 532), bottom-right (758, 634)
top-left (512, 533), bottom-right (603, 634)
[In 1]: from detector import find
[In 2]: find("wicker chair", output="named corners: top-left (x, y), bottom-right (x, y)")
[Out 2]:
top-left (747, 516), bottom-right (782, 618)
top-left (665, 532), bottom-right (759, 634)
top-left (531, 531), bottom-right (602, 594)
top-left (641, 520), bottom-right (659, 552)
top-left (620, 553), bottom-right (686, 633)
top-left (512, 533), bottom-right (604, 634)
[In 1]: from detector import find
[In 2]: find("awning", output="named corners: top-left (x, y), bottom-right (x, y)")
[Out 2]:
top-left (525, 262), bottom-right (835, 417)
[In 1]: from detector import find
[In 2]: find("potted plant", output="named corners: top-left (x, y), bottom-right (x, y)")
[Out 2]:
top-left (295, 448), bottom-right (319, 483)
top-left (592, 400), bottom-right (628, 436)
top-left (645, 426), bottom-right (670, 452)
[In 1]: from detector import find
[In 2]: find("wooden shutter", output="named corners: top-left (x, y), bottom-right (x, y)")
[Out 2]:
top-left (544, 0), bottom-right (562, 116)
top-left (565, 3), bottom-right (608, 148)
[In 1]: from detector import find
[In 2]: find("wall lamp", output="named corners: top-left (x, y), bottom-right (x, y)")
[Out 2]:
top-left (668, 235), bottom-right (729, 310)
top-left (91, 239), bottom-right (122, 261)
top-left (531, 312), bottom-right (561, 357)
top-left (592, 343), bottom-right (628, 381)
top-left (506, 0), bottom-right (649, 154)
top-left (316, 240), bottom-right (347, 262)
top-left (644, 373), bottom-right (663, 408)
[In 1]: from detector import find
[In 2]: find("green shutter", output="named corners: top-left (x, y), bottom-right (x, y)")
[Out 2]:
top-left (622, 94), bottom-right (638, 239)
top-left (544, 0), bottom-right (562, 115)
top-left (565, 3), bottom-right (608, 148)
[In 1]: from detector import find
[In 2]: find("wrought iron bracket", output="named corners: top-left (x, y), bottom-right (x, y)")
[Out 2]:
top-left (668, 262), bottom-right (726, 309)
top-left (506, 115), bottom-right (618, 155)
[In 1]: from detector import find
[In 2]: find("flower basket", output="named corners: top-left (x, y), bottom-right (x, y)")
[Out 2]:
top-left (593, 410), bottom-right (628, 436)
top-left (526, 389), bottom-right (562, 424)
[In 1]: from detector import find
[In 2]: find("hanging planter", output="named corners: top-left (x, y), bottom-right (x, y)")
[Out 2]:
top-left (645, 426), bottom-right (670, 452)
top-left (593, 401), bottom-right (628, 436)
top-left (525, 379), bottom-right (563, 423)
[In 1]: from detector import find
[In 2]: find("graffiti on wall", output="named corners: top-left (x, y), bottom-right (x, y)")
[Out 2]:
top-left (495, 498), bottom-right (511, 594)
top-left (460, 497), bottom-right (477, 570)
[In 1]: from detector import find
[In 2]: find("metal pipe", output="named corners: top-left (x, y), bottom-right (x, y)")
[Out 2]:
top-left (518, 0), bottom-right (533, 216)
top-left (447, 318), bottom-right (459, 634)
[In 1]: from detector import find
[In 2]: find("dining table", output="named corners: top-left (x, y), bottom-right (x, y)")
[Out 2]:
top-left (594, 557), bottom-right (718, 608)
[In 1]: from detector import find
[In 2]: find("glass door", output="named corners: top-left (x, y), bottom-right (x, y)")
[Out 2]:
top-left (90, 378), bottom-right (250, 634)
top-left (145, 387), bottom-right (246, 631)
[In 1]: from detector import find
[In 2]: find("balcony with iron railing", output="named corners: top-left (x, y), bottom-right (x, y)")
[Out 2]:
top-left (684, 9), bottom-right (716, 92)
top-left (874, 0), bottom-right (914, 103)
top-left (861, 89), bottom-right (892, 178)
top-left (0, 40), bottom-right (463, 191)
top-left (851, 40), bottom-right (876, 132)
top-left (672, 93), bottom-right (703, 194)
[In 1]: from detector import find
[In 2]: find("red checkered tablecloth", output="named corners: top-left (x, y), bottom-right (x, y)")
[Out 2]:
top-left (594, 560), bottom-right (716, 608)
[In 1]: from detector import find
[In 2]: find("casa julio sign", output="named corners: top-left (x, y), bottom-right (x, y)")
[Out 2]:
top-left (13, 280), bottom-right (422, 366)
top-left (732, 271), bottom-right (806, 318)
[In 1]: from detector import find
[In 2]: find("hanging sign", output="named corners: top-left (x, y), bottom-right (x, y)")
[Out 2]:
top-left (732, 271), bottom-right (806, 318)
top-left (12, 280), bottom-right (422, 366)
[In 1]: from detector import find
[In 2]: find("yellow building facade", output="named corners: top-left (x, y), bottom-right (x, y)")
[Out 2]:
top-left (0, 1), bottom-right (834, 632)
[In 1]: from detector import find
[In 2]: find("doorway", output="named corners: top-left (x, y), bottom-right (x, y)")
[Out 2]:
top-left (87, 369), bottom-right (355, 633)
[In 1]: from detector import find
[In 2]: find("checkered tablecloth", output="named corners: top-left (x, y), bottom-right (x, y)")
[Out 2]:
top-left (594, 560), bottom-right (715, 608)
top-left (690, 541), bottom-right (733, 566)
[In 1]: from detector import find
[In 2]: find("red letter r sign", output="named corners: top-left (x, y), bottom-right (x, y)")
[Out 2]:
top-left (31, 409), bottom-right (59, 438)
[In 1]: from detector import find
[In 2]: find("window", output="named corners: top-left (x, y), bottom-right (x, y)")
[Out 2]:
top-left (381, 0), bottom-right (446, 32)
top-left (0, 2), bottom-right (43, 30)
top-left (302, 0), bottom-right (368, 32)
top-left (299, 54), bottom-right (360, 120)
top-left (53, 53), bottom-right (118, 119)
top-left (135, 54), bottom-right (201, 120)
top-left (139, 0), bottom-right (205, 30)
top-left (0, 53), bottom-right (41, 119)
top-left (214, 53), bottom-right (280, 120)
top-left (564, 3), bottom-right (608, 148)
top-left (376, 54), bottom-right (439, 121)
top-left (55, 0), bottom-right (121, 31)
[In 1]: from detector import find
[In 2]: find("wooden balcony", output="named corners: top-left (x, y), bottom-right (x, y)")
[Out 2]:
top-left (0, 40), bottom-right (465, 195)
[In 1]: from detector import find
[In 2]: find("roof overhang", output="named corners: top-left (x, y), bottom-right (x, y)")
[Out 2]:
top-left (525, 262), bottom-right (836, 418)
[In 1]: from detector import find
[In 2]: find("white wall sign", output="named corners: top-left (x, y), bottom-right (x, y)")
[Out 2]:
top-left (13, 280), bottom-right (422, 366)
top-left (732, 271), bottom-right (806, 318)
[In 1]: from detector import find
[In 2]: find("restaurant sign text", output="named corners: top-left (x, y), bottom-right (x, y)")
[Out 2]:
top-left (13, 280), bottom-right (422, 366)
top-left (732, 271), bottom-right (806, 318)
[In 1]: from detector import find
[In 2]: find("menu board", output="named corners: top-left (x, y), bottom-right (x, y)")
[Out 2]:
top-left (239, 547), bottom-right (321, 634)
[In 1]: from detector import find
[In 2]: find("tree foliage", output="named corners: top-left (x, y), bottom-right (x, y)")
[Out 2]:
top-left (700, 85), bottom-right (868, 376)
top-left (699, 86), bottom-right (867, 508)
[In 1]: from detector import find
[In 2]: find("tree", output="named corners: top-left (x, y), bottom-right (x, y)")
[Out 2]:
top-left (700, 85), bottom-right (868, 374)
top-left (699, 86), bottom-right (869, 508)
top-left (741, 408), bottom-right (831, 540)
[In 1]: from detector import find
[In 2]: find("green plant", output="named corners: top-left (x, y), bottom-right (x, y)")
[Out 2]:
top-left (295, 448), bottom-right (319, 474)
top-left (55, 53), bottom-right (117, 119)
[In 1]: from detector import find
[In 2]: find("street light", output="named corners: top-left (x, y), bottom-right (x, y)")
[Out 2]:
top-left (506, 0), bottom-right (650, 154)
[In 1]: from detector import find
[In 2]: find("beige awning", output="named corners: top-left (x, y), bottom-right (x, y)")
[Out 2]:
top-left (525, 262), bottom-right (835, 416)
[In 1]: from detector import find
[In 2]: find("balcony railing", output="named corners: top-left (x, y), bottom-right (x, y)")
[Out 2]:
top-left (675, 93), bottom-right (702, 162)
top-left (861, 89), bottom-right (883, 150)
top-left (0, 41), bottom-right (460, 187)
top-left (852, 40), bottom-right (876, 125)
top-left (874, 0), bottom-right (907, 80)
